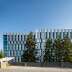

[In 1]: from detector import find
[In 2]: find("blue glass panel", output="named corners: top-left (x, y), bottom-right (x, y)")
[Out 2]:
top-left (3, 35), bottom-right (7, 50)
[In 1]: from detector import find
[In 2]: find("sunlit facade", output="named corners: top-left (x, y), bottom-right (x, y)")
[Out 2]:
top-left (3, 29), bottom-right (72, 62)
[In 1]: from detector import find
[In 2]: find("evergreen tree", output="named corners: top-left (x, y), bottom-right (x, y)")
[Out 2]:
top-left (21, 32), bottom-right (36, 62)
top-left (67, 43), bottom-right (72, 63)
top-left (54, 36), bottom-right (70, 63)
top-left (43, 38), bottom-right (52, 63)
top-left (54, 38), bottom-right (64, 62)
top-left (0, 50), bottom-right (4, 58)
top-left (62, 37), bottom-right (70, 61)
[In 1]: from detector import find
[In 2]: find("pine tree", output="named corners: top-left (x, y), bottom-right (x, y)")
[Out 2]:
top-left (43, 38), bottom-right (52, 63)
top-left (21, 32), bottom-right (36, 62)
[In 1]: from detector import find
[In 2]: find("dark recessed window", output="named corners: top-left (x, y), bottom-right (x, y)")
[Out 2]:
top-left (46, 32), bottom-right (47, 39)
top-left (18, 35), bottom-right (19, 41)
top-left (49, 32), bottom-right (51, 38)
top-left (21, 35), bottom-right (22, 41)
top-left (70, 32), bottom-right (72, 39)
top-left (53, 32), bottom-right (55, 39)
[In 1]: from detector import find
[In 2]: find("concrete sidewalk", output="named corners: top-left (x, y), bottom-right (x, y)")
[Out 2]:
top-left (0, 66), bottom-right (72, 72)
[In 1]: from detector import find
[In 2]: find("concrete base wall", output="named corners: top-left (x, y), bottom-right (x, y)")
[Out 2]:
top-left (10, 62), bottom-right (72, 68)
top-left (0, 62), bottom-right (9, 69)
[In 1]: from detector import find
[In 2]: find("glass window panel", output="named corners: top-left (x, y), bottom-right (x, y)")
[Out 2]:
top-left (56, 32), bottom-right (59, 38)
top-left (70, 32), bottom-right (72, 39)
top-left (37, 43), bottom-right (40, 49)
top-left (20, 35), bottom-right (22, 41)
top-left (18, 35), bottom-right (19, 41)
top-left (15, 35), bottom-right (16, 41)
top-left (45, 32), bottom-right (47, 39)
top-left (53, 32), bottom-right (55, 39)
top-left (49, 32), bottom-right (51, 38)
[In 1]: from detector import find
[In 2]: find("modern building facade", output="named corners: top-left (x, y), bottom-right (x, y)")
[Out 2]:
top-left (3, 29), bottom-right (72, 63)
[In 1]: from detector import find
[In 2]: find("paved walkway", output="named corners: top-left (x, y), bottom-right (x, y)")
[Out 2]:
top-left (0, 66), bottom-right (72, 72)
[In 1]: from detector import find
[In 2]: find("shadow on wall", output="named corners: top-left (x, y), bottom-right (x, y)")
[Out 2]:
top-left (9, 61), bottom-right (72, 68)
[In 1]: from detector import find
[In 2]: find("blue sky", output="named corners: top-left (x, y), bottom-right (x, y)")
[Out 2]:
top-left (0, 0), bottom-right (72, 49)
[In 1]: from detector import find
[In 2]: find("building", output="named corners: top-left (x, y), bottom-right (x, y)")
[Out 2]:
top-left (3, 29), bottom-right (72, 63)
